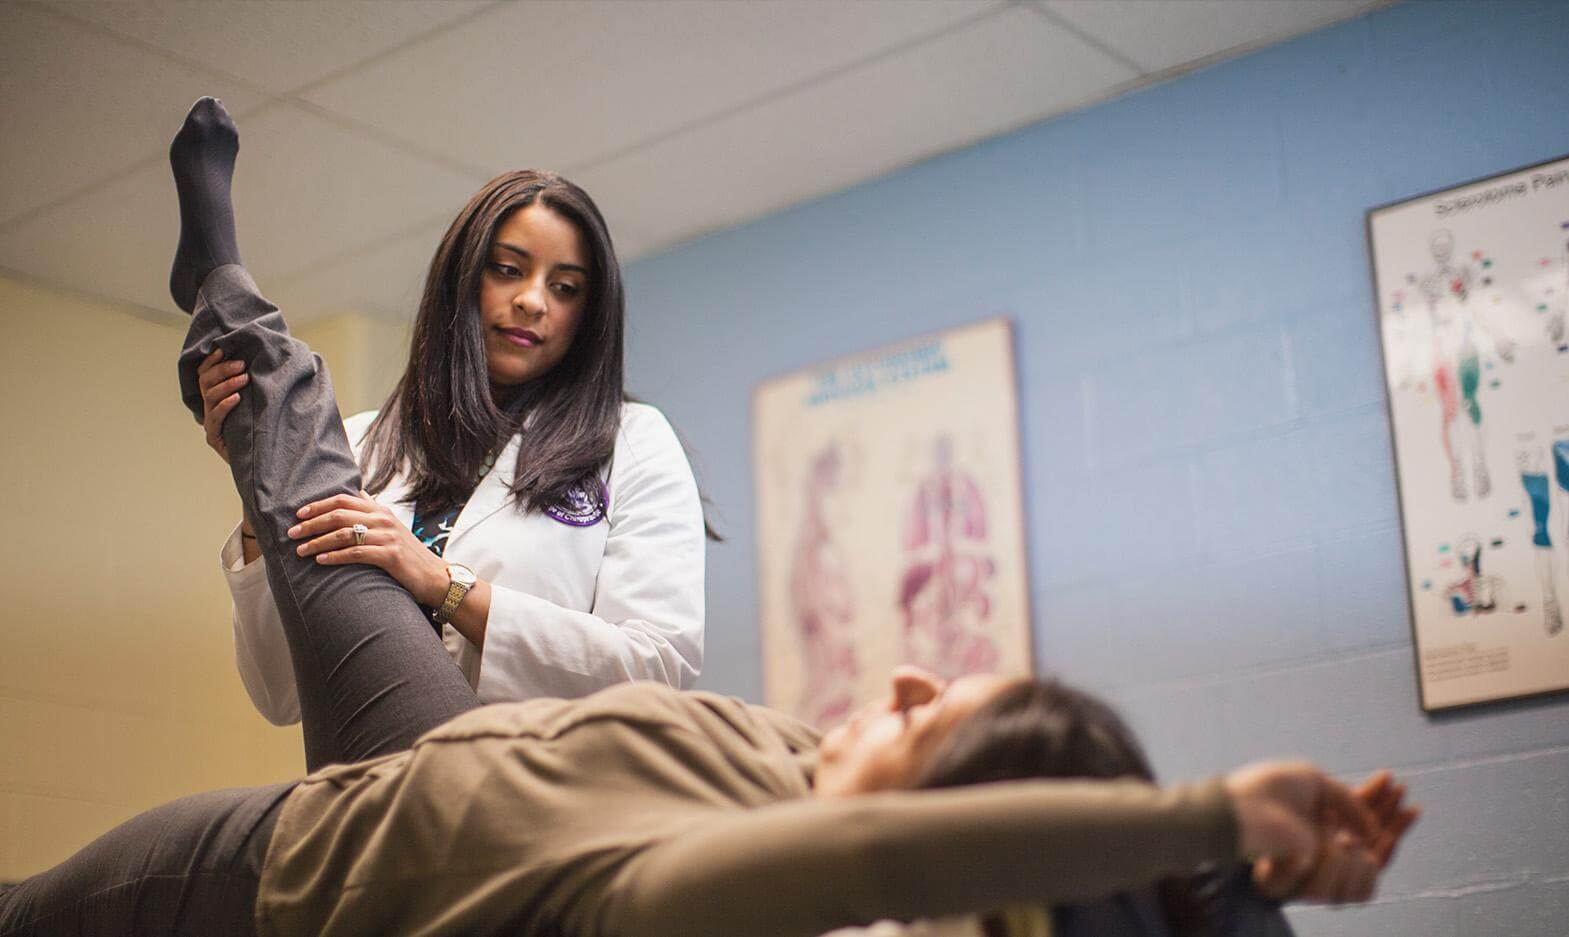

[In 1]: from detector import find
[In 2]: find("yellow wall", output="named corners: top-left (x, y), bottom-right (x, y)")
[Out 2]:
top-left (293, 308), bottom-right (411, 419)
top-left (0, 274), bottom-right (408, 879)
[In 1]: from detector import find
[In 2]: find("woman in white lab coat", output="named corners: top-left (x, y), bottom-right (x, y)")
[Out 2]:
top-left (194, 170), bottom-right (707, 756)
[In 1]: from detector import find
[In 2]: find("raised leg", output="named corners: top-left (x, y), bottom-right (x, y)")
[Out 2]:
top-left (168, 98), bottom-right (242, 314)
top-left (179, 270), bottom-right (481, 768)
top-left (169, 98), bottom-right (479, 769)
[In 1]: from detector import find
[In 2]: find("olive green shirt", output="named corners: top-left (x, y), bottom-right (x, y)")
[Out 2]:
top-left (256, 683), bottom-right (1236, 937)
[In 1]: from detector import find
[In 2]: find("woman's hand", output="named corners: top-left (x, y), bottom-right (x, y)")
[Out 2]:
top-left (288, 491), bottom-right (450, 606)
top-left (195, 348), bottom-right (248, 463)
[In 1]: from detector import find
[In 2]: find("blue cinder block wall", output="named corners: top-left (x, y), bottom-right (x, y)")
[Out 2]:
top-left (624, 2), bottom-right (1569, 933)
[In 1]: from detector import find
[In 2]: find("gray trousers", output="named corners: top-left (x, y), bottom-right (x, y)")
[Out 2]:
top-left (0, 267), bottom-right (483, 935)
top-left (177, 265), bottom-right (482, 772)
top-left (0, 784), bottom-right (292, 937)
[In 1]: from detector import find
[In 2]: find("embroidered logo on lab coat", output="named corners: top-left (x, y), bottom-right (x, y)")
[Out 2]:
top-left (546, 481), bottom-right (609, 527)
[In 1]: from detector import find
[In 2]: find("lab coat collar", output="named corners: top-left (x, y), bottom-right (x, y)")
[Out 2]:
top-left (446, 431), bottom-right (523, 552)
top-left (378, 472), bottom-right (416, 530)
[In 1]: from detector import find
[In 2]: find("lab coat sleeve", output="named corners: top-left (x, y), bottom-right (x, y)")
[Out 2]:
top-left (219, 410), bottom-right (380, 724)
top-left (221, 524), bottom-right (301, 725)
top-left (475, 404), bottom-right (706, 700)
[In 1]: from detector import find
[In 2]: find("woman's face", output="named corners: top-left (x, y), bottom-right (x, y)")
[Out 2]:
top-left (478, 202), bottom-right (590, 392)
top-left (813, 666), bottom-right (1015, 798)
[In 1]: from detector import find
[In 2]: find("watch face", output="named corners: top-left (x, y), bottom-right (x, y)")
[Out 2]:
top-left (449, 564), bottom-right (477, 587)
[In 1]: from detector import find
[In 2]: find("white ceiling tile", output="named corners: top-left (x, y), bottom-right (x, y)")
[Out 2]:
top-left (0, 2), bottom-right (262, 224)
top-left (0, 160), bottom-right (189, 315)
top-left (578, 6), bottom-right (1135, 259)
top-left (227, 103), bottom-right (486, 281)
top-left (1040, 0), bottom-right (1381, 74)
top-left (266, 220), bottom-right (449, 323)
top-left (302, 0), bottom-right (1005, 177)
top-left (604, 221), bottom-right (665, 268)
top-left (0, 102), bottom-right (486, 315)
top-left (42, 0), bottom-right (495, 94)
top-left (2, 0), bottom-right (1382, 317)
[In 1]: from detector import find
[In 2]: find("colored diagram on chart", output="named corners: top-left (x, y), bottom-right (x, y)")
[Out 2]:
top-left (1371, 159), bottom-right (1569, 707)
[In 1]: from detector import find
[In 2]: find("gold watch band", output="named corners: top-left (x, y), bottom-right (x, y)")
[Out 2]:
top-left (433, 566), bottom-right (475, 625)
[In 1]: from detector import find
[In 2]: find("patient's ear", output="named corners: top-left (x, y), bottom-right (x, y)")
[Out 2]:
top-left (889, 666), bottom-right (943, 710)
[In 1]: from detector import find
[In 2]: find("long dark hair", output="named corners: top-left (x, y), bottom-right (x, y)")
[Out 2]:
top-left (917, 679), bottom-right (1211, 937)
top-left (360, 170), bottom-right (625, 520)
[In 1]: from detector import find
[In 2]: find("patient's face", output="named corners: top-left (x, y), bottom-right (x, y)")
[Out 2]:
top-left (813, 667), bottom-right (1015, 798)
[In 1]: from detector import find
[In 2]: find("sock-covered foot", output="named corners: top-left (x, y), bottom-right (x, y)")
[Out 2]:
top-left (169, 97), bottom-right (241, 313)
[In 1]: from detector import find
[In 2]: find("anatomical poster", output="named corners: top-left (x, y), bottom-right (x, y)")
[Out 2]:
top-left (1369, 154), bottom-right (1569, 711)
top-left (753, 318), bottom-right (1033, 728)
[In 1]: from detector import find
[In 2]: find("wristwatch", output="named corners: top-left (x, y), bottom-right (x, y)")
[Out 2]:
top-left (432, 563), bottom-right (477, 625)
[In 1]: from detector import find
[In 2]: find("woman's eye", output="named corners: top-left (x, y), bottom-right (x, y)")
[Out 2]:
top-left (552, 283), bottom-right (581, 297)
top-left (490, 263), bottom-right (520, 277)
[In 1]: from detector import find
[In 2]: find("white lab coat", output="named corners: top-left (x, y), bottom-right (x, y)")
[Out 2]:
top-left (220, 402), bottom-right (706, 724)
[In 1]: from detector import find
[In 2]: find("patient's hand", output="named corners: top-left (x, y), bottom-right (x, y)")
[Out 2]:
top-left (1223, 761), bottom-right (1383, 904)
top-left (1249, 769), bottom-right (1420, 904)
top-left (1352, 769), bottom-right (1421, 868)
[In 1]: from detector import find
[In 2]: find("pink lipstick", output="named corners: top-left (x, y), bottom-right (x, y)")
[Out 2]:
top-left (500, 327), bottom-right (542, 348)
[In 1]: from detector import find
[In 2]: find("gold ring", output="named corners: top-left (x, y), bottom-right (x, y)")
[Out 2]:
top-left (352, 523), bottom-right (369, 547)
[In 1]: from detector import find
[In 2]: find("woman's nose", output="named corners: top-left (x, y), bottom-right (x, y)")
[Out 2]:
top-left (514, 282), bottom-right (547, 317)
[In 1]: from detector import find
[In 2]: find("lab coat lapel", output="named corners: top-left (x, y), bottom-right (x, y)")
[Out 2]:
top-left (446, 433), bottom-right (521, 552)
top-left (378, 472), bottom-right (416, 529)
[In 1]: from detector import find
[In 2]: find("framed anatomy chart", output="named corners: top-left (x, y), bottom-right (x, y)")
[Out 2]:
top-left (752, 318), bottom-right (1033, 728)
top-left (1369, 154), bottom-right (1569, 711)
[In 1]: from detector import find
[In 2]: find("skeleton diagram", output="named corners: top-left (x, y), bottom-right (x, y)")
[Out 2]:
top-left (897, 436), bottom-right (998, 680)
top-left (1418, 230), bottom-right (1516, 502)
top-left (789, 443), bottom-right (858, 727)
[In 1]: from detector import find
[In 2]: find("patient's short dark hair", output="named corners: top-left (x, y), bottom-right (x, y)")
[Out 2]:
top-left (916, 678), bottom-right (1155, 790)
top-left (915, 678), bottom-right (1212, 937)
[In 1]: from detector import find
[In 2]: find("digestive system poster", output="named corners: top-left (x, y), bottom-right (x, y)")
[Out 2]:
top-left (753, 318), bottom-right (1033, 728)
